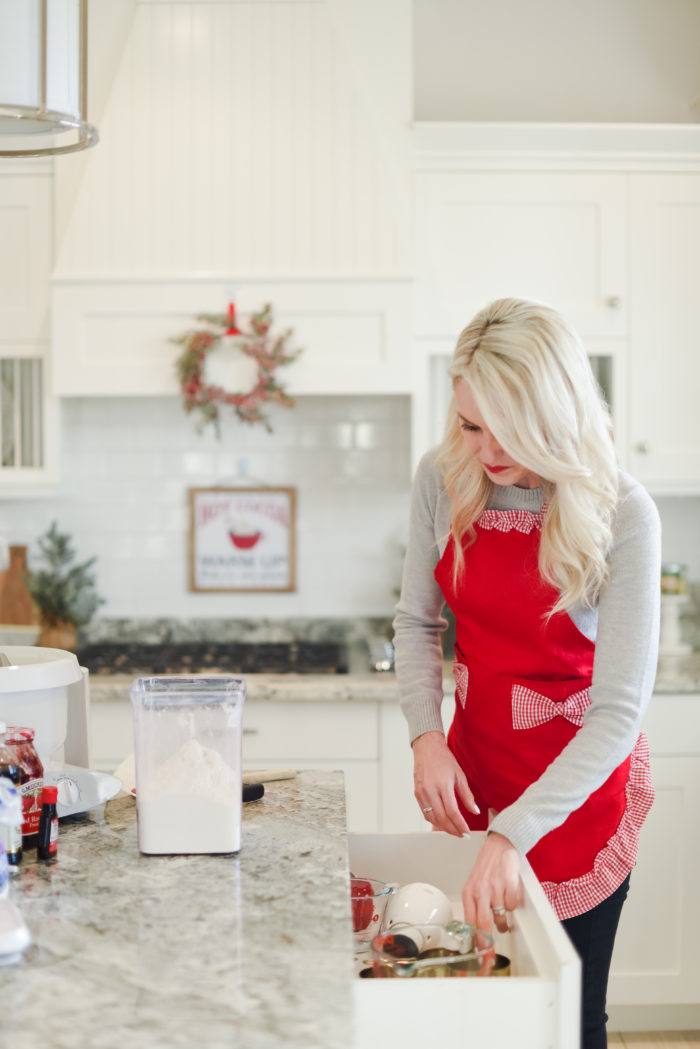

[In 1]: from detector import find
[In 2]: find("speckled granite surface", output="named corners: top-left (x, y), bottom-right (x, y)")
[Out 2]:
top-left (89, 670), bottom-right (400, 705)
top-left (0, 771), bottom-right (354, 1049)
top-left (654, 651), bottom-right (700, 692)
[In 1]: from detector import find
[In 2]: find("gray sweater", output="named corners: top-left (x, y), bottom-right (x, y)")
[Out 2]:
top-left (393, 448), bottom-right (661, 858)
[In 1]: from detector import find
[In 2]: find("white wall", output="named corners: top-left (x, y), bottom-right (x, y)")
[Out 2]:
top-left (414, 0), bottom-right (700, 123)
top-left (0, 395), bottom-right (411, 620)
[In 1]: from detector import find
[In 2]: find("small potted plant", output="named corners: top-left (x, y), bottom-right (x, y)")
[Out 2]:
top-left (26, 522), bottom-right (104, 651)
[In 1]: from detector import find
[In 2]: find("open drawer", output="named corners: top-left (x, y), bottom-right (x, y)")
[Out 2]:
top-left (349, 832), bottom-right (581, 1049)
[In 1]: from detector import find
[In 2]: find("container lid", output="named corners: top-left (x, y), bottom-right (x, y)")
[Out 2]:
top-left (130, 675), bottom-right (246, 709)
top-left (0, 646), bottom-right (83, 692)
top-left (41, 785), bottom-right (58, 804)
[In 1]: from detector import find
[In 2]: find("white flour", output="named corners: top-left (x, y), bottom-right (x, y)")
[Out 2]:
top-left (137, 737), bottom-right (241, 855)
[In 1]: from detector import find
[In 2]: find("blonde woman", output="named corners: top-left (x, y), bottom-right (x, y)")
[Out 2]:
top-left (394, 298), bottom-right (660, 1049)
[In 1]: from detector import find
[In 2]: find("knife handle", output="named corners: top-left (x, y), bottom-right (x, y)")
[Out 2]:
top-left (243, 782), bottom-right (265, 803)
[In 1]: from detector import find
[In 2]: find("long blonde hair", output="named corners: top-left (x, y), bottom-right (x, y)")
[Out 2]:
top-left (436, 298), bottom-right (619, 613)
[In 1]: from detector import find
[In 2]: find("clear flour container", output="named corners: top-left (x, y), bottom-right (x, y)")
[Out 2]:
top-left (130, 676), bottom-right (246, 855)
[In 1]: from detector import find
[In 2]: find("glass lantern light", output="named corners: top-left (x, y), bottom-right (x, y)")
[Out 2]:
top-left (0, 0), bottom-right (98, 158)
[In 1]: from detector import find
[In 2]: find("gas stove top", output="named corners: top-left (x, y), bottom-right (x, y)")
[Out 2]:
top-left (77, 640), bottom-right (349, 676)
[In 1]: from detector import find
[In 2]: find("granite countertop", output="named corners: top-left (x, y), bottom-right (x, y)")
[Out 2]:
top-left (0, 771), bottom-right (354, 1049)
top-left (653, 651), bottom-right (700, 692)
top-left (88, 655), bottom-right (700, 705)
top-left (88, 670), bottom-right (401, 704)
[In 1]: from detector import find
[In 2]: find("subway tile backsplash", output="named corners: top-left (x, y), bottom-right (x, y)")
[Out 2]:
top-left (1, 393), bottom-right (699, 631)
top-left (0, 395), bottom-right (413, 621)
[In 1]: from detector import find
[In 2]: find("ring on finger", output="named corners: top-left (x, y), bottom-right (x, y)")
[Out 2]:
top-left (491, 905), bottom-right (507, 915)
top-left (422, 806), bottom-right (434, 813)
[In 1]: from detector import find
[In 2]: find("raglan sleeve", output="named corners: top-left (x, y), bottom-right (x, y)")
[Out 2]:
top-left (392, 450), bottom-right (450, 743)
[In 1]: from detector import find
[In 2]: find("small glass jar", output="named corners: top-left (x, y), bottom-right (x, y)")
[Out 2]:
top-left (661, 563), bottom-right (688, 596)
top-left (4, 728), bottom-right (44, 850)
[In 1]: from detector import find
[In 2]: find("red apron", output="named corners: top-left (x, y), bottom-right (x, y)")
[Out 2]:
top-left (435, 506), bottom-right (654, 920)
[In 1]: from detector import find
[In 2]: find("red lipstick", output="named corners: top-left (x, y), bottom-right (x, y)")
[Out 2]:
top-left (485, 464), bottom-right (509, 474)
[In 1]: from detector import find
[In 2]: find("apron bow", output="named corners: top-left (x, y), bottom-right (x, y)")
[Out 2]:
top-left (512, 684), bottom-right (590, 729)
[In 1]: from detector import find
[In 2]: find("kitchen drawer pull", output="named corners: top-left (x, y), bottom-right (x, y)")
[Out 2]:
top-left (243, 728), bottom-right (259, 736)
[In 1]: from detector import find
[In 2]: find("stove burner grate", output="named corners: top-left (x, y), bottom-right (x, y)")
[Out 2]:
top-left (77, 640), bottom-right (349, 676)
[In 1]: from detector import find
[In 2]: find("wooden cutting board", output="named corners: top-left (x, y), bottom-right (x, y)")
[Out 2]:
top-left (0, 546), bottom-right (40, 625)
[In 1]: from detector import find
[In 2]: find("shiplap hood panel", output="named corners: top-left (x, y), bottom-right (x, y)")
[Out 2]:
top-left (51, 0), bottom-right (412, 397)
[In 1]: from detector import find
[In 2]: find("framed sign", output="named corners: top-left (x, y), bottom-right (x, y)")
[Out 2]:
top-left (189, 487), bottom-right (296, 592)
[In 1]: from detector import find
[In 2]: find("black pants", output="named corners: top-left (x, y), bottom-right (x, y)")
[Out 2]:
top-left (561, 874), bottom-right (630, 1049)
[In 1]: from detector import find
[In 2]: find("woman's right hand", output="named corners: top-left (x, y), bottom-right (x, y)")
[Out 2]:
top-left (412, 731), bottom-right (480, 837)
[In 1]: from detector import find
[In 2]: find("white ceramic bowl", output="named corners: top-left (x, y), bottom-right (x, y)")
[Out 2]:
top-left (384, 881), bottom-right (453, 930)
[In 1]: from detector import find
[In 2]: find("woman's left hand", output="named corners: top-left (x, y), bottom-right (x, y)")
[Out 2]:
top-left (462, 831), bottom-right (521, 935)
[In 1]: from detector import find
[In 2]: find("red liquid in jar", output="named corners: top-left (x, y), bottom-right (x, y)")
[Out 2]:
top-left (4, 728), bottom-right (44, 850)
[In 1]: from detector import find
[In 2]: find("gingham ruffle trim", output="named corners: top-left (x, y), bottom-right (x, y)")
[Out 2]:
top-left (477, 507), bottom-right (546, 534)
top-left (453, 662), bottom-right (469, 709)
top-left (540, 732), bottom-right (655, 921)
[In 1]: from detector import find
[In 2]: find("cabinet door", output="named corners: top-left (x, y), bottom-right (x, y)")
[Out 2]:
top-left (91, 699), bottom-right (134, 773)
top-left (0, 175), bottom-right (51, 343)
top-left (415, 172), bottom-right (627, 339)
top-left (242, 700), bottom-right (380, 832)
top-left (628, 174), bottom-right (700, 489)
top-left (608, 752), bottom-right (700, 1005)
top-left (51, 279), bottom-right (412, 396)
top-left (90, 695), bottom-right (382, 831)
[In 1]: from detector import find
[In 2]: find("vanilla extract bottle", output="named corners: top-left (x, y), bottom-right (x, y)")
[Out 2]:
top-left (37, 785), bottom-right (59, 862)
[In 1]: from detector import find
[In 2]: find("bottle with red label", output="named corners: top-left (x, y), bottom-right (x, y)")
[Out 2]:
top-left (0, 722), bottom-right (23, 866)
top-left (4, 728), bottom-right (44, 850)
top-left (37, 785), bottom-right (59, 861)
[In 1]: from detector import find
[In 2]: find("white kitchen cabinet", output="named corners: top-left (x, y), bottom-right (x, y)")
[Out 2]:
top-left (411, 125), bottom-right (700, 488)
top-left (0, 165), bottom-right (60, 491)
top-left (90, 694), bottom-right (383, 832)
top-left (0, 170), bottom-right (52, 343)
top-left (412, 164), bottom-right (629, 470)
top-left (90, 698), bottom-right (136, 774)
top-left (415, 170), bottom-right (628, 341)
top-left (241, 699), bottom-right (381, 832)
top-left (607, 693), bottom-right (700, 1027)
top-left (627, 175), bottom-right (700, 491)
top-left (51, 278), bottom-right (413, 397)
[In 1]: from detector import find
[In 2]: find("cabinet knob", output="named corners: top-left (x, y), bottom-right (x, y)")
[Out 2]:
top-left (633, 440), bottom-right (650, 454)
top-left (607, 296), bottom-right (622, 309)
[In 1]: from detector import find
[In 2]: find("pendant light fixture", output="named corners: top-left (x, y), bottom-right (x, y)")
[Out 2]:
top-left (0, 0), bottom-right (98, 158)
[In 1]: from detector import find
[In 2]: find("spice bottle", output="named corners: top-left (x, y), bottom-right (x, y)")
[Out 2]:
top-left (0, 724), bottom-right (22, 866)
top-left (37, 785), bottom-right (59, 861)
top-left (4, 728), bottom-right (44, 850)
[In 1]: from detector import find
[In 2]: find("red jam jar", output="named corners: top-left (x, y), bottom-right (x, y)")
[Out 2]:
top-left (4, 728), bottom-right (44, 850)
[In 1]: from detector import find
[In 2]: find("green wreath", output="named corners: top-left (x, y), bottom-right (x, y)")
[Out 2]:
top-left (172, 303), bottom-right (302, 434)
